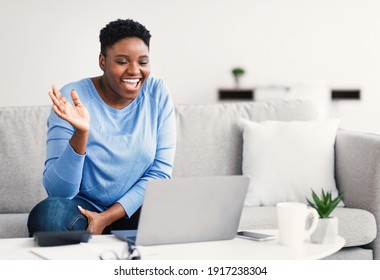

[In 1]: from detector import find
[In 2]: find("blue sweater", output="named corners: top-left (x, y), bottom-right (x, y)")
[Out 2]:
top-left (43, 77), bottom-right (176, 217)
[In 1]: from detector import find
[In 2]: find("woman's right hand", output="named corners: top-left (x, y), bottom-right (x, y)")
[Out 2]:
top-left (49, 86), bottom-right (90, 133)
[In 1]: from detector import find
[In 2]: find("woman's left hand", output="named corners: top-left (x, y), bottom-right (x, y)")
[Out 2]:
top-left (77, 206), bottom-right (108, 235)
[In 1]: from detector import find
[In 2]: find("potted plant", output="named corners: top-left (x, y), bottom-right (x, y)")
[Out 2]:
top-left (232, 67), bottom-right (245, 88)
top-left (306, 189), bottom-right (344, 244)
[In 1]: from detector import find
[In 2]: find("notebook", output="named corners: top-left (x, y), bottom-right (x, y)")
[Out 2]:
top-left (112, 175), bottom-right (249, 246)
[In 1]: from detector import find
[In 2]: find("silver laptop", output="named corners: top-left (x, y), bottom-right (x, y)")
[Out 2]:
top-left (113, 176), bottom-right (249, 246)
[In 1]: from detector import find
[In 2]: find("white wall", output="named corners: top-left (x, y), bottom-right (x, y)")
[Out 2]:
top-left (1, 0), bottom-right (380, 134)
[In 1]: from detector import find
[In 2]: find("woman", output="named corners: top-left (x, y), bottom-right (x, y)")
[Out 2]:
top-left (27, 19), bottom-right (176, 235)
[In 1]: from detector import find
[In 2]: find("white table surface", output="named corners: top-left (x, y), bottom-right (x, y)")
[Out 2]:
top-left (0, 230), bottom-right (344, 260)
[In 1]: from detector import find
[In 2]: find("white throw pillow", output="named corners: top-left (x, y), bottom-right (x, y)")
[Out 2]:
top-left (240, 118), bottom-right (342, 206)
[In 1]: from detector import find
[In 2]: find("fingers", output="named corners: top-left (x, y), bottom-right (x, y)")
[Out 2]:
top-left (49, 94), bottom-right (67, 120)
top-left (77, 205), bottom-right (90, 218)
top-left (77, 206), bottom-right (95, 233)
top-left (52, 85), bottom-right (68, 104)
top-left (52, 85), bottom-right (62, 99)
top-left (77, 206), bottom-right (103, 234)
top-left (52, 104), bottom-right (64, 118)
top-left (49, 86), bottom-right (68, 113)
top-left (49, 86), bottom-right (82, 109)
top-left (71, 89), bottom-right (82, 107)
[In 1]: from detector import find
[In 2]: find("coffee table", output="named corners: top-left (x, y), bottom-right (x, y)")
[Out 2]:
top-left (0, 230), bottom-right (344, 260)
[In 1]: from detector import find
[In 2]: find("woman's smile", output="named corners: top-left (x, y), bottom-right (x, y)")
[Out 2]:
top-left (122, 78), bottom-right (142, 91)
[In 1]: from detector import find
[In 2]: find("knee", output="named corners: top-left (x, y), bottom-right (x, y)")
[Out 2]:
top-left (27, 197), bottom-right (87, 236)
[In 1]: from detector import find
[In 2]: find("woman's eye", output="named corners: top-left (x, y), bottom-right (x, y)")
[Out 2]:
top-left (116, 61), bottom-right (128, 65)
top-left (139, 61), bottom-right (149, 65)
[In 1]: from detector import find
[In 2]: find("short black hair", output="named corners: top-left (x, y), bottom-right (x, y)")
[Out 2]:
top-left (99, 19), bottom-right (151, 55)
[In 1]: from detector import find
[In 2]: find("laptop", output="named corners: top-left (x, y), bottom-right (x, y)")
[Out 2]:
top-left (112, 175), bottom-right (249, 246)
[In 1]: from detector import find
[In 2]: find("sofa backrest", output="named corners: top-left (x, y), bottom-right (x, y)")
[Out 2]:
top-left (0, 105), bottom-right (50, 213)
top-left (172, 100), bottom-right (318, 177)
top-left (0, 100), bottom-right (318, 214)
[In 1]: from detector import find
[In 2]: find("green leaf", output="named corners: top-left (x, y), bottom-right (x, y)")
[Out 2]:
top-left (306, 189), bottom-right (344, 218)
top-left (312, 191), bottom-right (325, 210)
top-left (306, 198), bottom-right (316, 210)
top-left (232, 67), bottom-right (245, 76)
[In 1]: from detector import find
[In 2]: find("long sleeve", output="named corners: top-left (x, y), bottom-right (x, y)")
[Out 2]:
top-left (43, 99), bottom-right (86, 198)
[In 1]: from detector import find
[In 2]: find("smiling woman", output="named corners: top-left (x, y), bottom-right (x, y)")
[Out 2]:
top-left (27, 19), bottom-right (176, 236)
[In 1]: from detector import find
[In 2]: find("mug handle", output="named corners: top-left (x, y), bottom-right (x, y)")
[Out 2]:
top-left (305, 208), bottom-right (319, 239)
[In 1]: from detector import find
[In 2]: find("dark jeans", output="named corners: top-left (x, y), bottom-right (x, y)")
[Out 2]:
top-left (27, 197), bottom-right (140, 237)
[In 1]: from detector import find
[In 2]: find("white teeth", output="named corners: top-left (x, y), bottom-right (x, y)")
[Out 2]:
top-left (122, 79), bottom-right (140, 83)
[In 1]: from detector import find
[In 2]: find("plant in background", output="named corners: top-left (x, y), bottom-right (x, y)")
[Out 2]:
top-left (232, 67), bottom-right (245, 88)
top-left (306, 189), bottom-right (344, 218)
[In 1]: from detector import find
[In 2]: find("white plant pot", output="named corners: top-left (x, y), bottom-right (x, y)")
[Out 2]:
top-left (311, 217), bottom-right (339, 244)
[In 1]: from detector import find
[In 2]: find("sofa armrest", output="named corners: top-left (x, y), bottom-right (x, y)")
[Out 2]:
top-left (335, 129), bottom-right (380, 259)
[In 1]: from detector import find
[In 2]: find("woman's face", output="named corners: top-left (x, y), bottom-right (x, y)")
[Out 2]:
top-left (99, 37), bottom-right (150, 107)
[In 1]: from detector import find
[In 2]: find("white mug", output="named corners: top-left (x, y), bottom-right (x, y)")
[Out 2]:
top-left (277, 202), bottom-right (319, 246)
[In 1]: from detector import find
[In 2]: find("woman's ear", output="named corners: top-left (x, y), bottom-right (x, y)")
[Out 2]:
top-left (99, 53), bottom-right (105, 71)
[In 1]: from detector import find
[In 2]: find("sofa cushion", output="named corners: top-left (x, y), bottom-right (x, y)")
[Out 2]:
top-left (240, 118), bottom-right (341, 206)
top-left (0, 106), bottom-right (50, 213)
top-left (0, 213), bottom-right (29, 238)
top-left (173, 100), bottom-right (318, 177)
top-left (239, 206), bottom-right (376, 247)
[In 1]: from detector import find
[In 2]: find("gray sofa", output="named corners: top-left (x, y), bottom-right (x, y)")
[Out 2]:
top-left (0, 100), bottom-right (378, 260)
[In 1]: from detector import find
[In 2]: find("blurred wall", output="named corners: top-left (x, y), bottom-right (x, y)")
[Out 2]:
top-left (1, 0), bottom-right (380, 133)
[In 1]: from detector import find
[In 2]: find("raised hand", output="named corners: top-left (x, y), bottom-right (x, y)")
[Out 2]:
top-left (49, 86), bottom-right (90, 133)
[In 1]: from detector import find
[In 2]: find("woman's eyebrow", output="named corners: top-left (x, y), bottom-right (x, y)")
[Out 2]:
top-left (114, 54), bottom-right (149, 59)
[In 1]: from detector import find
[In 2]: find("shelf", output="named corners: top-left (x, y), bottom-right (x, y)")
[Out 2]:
top-left (331, 89), bottom-right (361, 100)
top-left (218, 89), bottom-right (254, 100)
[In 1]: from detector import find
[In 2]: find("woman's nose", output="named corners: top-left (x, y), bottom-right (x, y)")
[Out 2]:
top-left (127, 63), bottom-right (140, 75)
